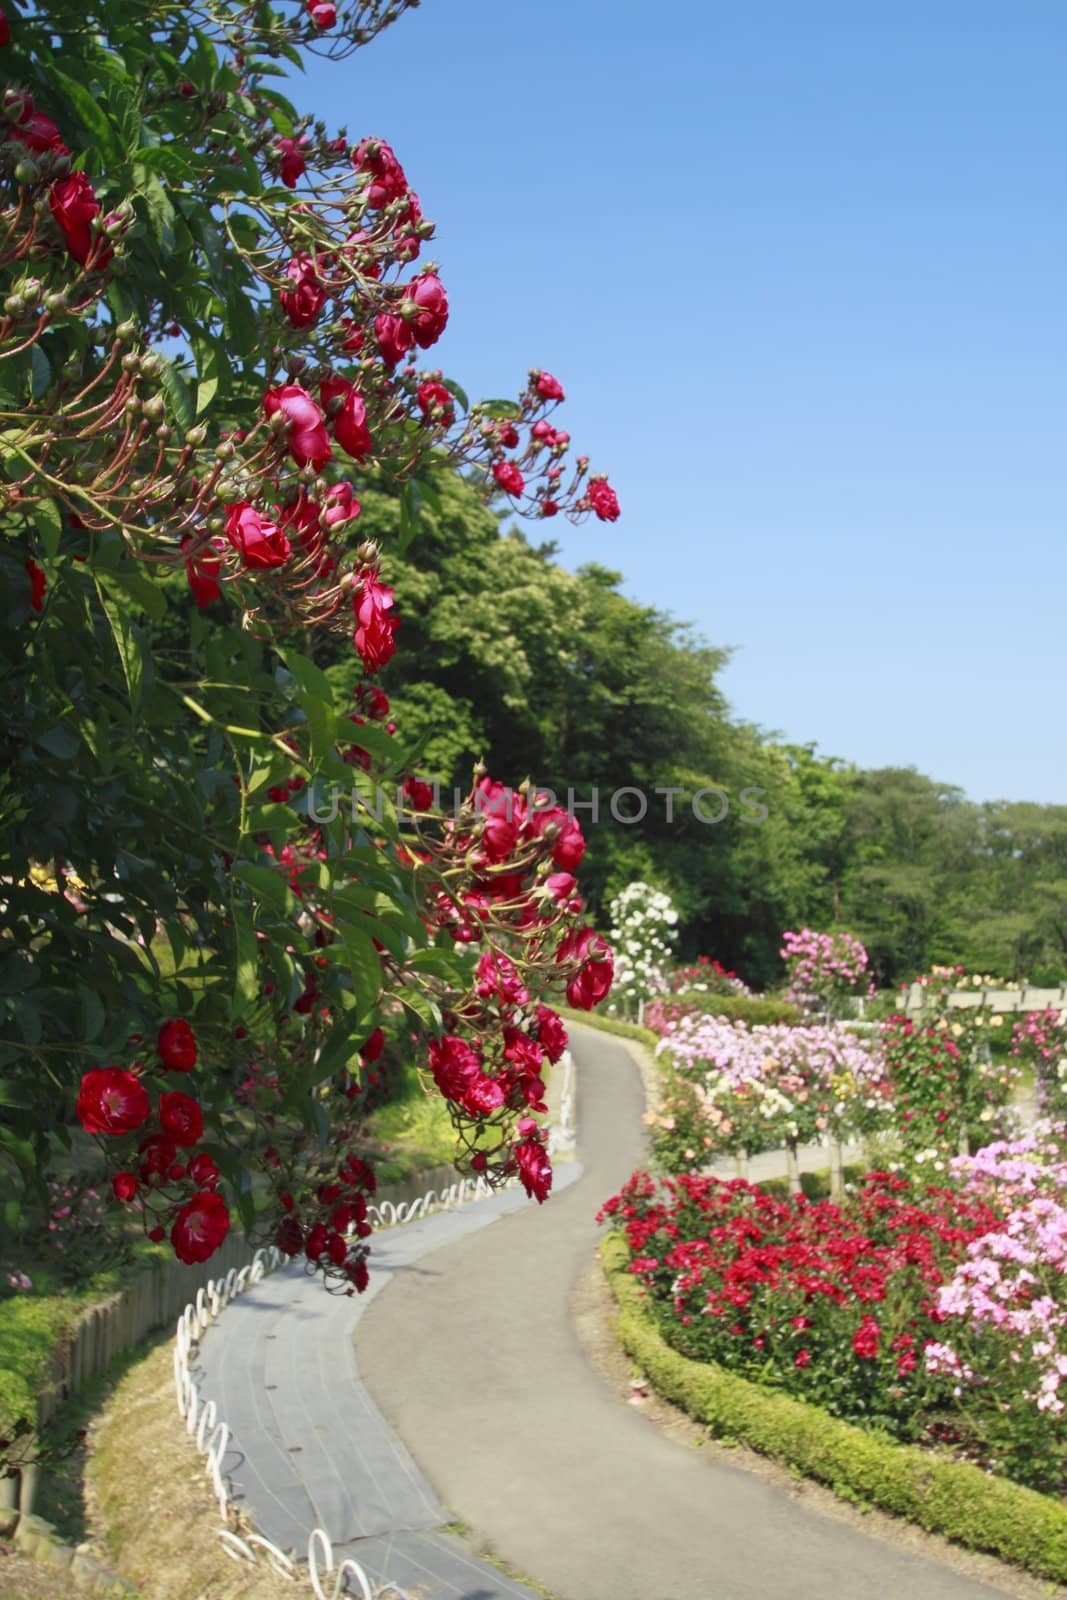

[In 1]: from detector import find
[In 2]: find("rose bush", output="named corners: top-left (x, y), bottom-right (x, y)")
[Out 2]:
top-left (0, 0), bottom-right (619, 1325)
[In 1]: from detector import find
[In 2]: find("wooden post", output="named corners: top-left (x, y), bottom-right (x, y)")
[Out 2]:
top-left (830, 1135), bottom-right (845, 1199)
top-left (736, 1148), bottom-right (749, 1181)
top-left (786, 1139), bottom-right (801, 1196)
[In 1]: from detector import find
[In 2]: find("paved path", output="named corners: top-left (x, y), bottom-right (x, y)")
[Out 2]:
top-left (356, 1022), bottom-right (1014, 1600)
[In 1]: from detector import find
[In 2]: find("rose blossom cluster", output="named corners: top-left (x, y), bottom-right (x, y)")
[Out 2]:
top-left (410, 773), bottom-right (614, 1202)
top-left (780, 927), bottom-right (875, 1016)
top-left (651, 1011), bottom-right (891, 1163)
top-left (1012, 1009), bottom-right (1067, 1121)
top-left (606, 882), bottom-right (679, 1014)
top-left (927, 1137), bottom-right (1067, 1427)
top-left (75, 1019), bottom-right (230, 1266)
top-left (666, 956), bottom-right (753, 999)
top-left (598, 1167), bottom-right (1002, 1440)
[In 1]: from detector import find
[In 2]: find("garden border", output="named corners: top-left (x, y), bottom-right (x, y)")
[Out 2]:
top-left (600, 1229), bottom-right (1067, 1585)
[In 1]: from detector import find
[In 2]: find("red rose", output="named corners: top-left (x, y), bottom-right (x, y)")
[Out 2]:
top-left (527, 804), bottom-right (585, 870)
top-left (416, 380), bottom-right (454, 424)
top-left (159, 1091), bottom-right (204, 1148)
top-left (321, 378), bottom-right (372, 460)
top-left (112, 1171), bottom-right (139, 1202)
top-left (25, 558), bottom-right (46, 612)
top-left (354, 137), bottom-right (408, 209)
top-left (263, 383), bottom-right (331, 469)
top-left (276, 136), bottom-right (307, 188)
top-left (275, 1216), bottom-right (304, 1256)
top-left (463, 1074), bottom-right (506, 1118)
top-left (428, 1035), bottom-right (482, 1102)
top-left (852, 1315), bottom-right (881, 1360)
top-left (157, 1018), bottom-right (198, 1072)
top-left (403, 775), bottom-right (434, 811)
top-left (536, 1005), bottom-right (568, 1064)
top-left (307, 0), bottom-right (337, 25)
top-left (0, 10), bottom-right (10, 46)
top-left (492, 461), bottom-right (524, 498)
top-left (279, 255), bottom-right (326, 329)
top-left (361, 1026), bottom-right (385, 1063)
top-left (76, 1069), bottom-right (150, 1136)
top-left (188, 1152), bottom-right (220, 1188)
top-left (795, 1349), bottom-right (812, 1369)
top-left (11, 110), bottom-right (66, 155)
top-left (374, 311), bottom-right (414, 368)
top-left (405, 273), bottom-right (448, 349)
top-left (352, 569), bottom-right (399, 674)
top-left (171, 1191), bottom-right (230, 1264)
top-left (534, 371), bottom-right (564, 401)
top-left (323, 482), bottom-right (360, 528)
top-left (557, 926), bottom-right (614, 1010)
top-left (225, 502), bottom-right (291, 570)
top-left (179, 538), bottom-right (222, 607)
top-left (514, 1134), bottom-right (553, 1204)
top-left (587, 478), bottom-right (620, 522)
top-left (540, 499), bottom-right (559, 518)
top-left (49, 173), bottom-right (110, 268)
top-left (138, 1133), bottom-right (177, 1179)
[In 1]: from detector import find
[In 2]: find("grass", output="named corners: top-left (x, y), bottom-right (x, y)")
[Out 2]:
top-left (358, 1058), bottom-right (458, 1183)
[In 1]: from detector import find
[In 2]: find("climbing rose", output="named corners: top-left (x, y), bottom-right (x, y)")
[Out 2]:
top-left (138, 1133), bottom-right (177, 1178)
top-left (527, 804), bottom-right (585, 870)
top-left (323, 482), bottom-right (360, 528)
top-left (171, 1191), bottom-right (230, 1264)
top-left (188, 1152), bottom-right (220, 1188)
top-left (180, 537), bottom-right (222, 607)
top-left (321, 377), bottom-right (373, 460)
top-left (25, 558), bottom-right (45, 612)
top-left (428, 1035), bottom-right (482, 1101)
top-left (225, 502), bottom-right (291, 570)
top-left (535, 371), bottom-right (565, 401)
top-left (406, 272), bottom-right (449, 348)
top-left (49, 173), bottom-right (109, 267)
top-left (76, 1069), bottom-right (150, 1136)
top-left (374, 311), bottom-right (413, 368)
top-left (361, 1027), bottom-right (385, 1062)
top-left (12, 110), bottom-right (66, 155)
top-left (112, 1171), bottom-right (138, 1202)
top-left (353, 570), bottom-right (399, 673)
top-left (587, 478), bottom-right (620, 522)
top-left (416, 380), bottom-right (454, 423)
top-left (492, 461), bottom-right (524, 497)
top-left (307, 0), bottom-right (337, 25)
top-left (514, 1135), bottom-right (553, 1204)
top-left (157, 1018), bottom-right (198, 1071)
top-left (159, 1091), bottom-right (204, 1148)
top-left (276, 136), bottom-right (307, 187)
top-left (557, 927), bottom-right (614, 1010)
top-left (536, 1005), bottom-right (568, 1064)
top-left (279, 256), bottom-right (326, 329)
top-left (354, 137), bottom-right (408, 209)
top-left (263, 384), bottom-right (331, 470)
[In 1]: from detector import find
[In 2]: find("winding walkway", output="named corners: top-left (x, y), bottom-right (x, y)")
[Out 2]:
top-left (197, 1024), bottom-right (1018, 1600)
top-left (356, 1023), bottom-right (1013, 1600)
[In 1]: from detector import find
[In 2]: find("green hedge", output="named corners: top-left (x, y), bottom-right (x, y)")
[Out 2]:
top-left (601, 1231), bottom-right (1067, 1583)
top-left (559, 1007), bottom-right (659, 1050)
top-left (675, 991), bottom-right (804, 1026)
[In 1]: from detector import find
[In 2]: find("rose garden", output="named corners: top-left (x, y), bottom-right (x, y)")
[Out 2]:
top-left (1, 1), bottom-right (1067, 1597)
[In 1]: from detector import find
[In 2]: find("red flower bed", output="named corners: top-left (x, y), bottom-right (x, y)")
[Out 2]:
top-left (599, 1170), bottom-right (1004, 1441)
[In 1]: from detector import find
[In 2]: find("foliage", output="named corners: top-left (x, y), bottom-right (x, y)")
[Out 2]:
top-left (1012, 1009), bottom-right (1067, 1120)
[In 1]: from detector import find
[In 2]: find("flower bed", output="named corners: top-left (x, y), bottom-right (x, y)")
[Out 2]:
top-left (599, 1154), bottom-right (1067, 1494)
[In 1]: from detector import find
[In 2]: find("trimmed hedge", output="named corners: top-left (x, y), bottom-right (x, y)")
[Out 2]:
top-left (559, 1006), bottom-right (659, 1050)
top-left (601, 1231), bottom-right (1067, 1583)
top-left (674, 991), bottom-right (804, 1026)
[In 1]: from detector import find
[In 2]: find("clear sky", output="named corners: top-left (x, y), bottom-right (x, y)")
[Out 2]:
top-left (290, 0), bottom-right (1065, 804)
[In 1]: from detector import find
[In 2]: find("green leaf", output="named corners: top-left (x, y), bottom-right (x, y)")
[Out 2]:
top-left (231, 903), bottom-right (259, 1019)
top-left (340, 924), bottom-right (383, 1019)
top-left (96, 585), bottom-right (146, 712)
top-left (233, 861), bottom-right (295, 914)
top-left (159, 359), bottom-right (194, 438)
top-left (478, 399), bottom-right (522, 420)
top-left (29, 497), bottom-right (62, 559)
top-left (105, 566), bottom-right (167, 622)
top-left (37, 724), bottom-right (80, 760)
top-left (51, 68), bottom-right (122, 163)
top-left (30, 345), bottom-right (52, 402)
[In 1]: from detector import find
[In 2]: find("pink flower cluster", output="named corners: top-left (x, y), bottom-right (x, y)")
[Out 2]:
top-left (780, 928), bottom-right (875, 1015)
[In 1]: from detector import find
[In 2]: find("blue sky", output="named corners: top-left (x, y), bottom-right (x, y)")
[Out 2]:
top-left (291, 0), bottom-right (1065, 803)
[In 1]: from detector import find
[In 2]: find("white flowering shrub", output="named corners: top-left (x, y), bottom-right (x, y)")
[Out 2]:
top-left (607, 882), bottom-right (679, 1016)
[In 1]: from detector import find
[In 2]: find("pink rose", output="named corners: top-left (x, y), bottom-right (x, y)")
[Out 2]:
top-left (263, 383), bottom-right (331, 469)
